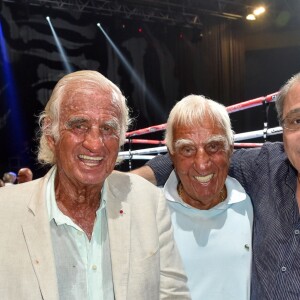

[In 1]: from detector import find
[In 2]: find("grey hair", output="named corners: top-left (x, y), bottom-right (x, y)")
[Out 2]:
top-left (275, 72), bottom-right (300, 125)
top-left (3, 172), bottom-right (17, 184)
top-left (165, 94), bottom-right (234, 154)
top-left (37, 70), bottom-right (131, 165)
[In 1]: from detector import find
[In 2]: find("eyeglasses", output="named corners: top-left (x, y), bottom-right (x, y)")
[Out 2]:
top-left (282, 114), bottom-right (300, 130)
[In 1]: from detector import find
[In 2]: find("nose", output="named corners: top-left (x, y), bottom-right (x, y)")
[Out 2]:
top-left (193, 148), bottom-right (211, 171)
top-left (82, 127), bottom-right (104, 152)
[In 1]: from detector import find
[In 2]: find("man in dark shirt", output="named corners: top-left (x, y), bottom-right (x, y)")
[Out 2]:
top-left (131, 72), bottom-right (300, 300)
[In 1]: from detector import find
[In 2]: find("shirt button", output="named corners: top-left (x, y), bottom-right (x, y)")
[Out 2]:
top-left (92, 265), bottom-right (97, 270)
top-left (295, 229), bottom-right (300, 235)
top-left (77, 231), bottom-right (83, 236)
top-left (281, 266), bottom-right (287, 272)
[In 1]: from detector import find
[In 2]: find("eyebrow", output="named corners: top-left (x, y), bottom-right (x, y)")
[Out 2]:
top-left (65, 117), bottom-right (88, 129)
top-left (285, 108), bottom-right (300, 117)
top-left (206, 135), bottom-right (227, 144)
top-left (174, 139), bottom-right (194, 149)
top-left (175, 135), bottom-right (227, 148)
top-left (104, 119), bottom-right (120, 130)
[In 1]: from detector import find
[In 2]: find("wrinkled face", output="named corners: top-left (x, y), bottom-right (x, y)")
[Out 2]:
top-left (282, 83), bottom-right (300, 173)
top-left (170, 116), bottom-right (232, 208)
top-left (47, 82), bottom-right (121, 188)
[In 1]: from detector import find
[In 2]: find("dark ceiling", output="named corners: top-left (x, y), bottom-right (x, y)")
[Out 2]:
top-left (3, 0), bottom-right (300, 29)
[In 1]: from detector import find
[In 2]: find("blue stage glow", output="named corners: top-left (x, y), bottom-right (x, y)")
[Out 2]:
top-left (0, 21), bottom-right (26, 154)
top-left (46, 17), bottom-right (73, 73)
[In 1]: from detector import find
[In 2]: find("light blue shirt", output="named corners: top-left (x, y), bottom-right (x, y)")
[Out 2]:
top-left (46, 167), bottom-right (114, 300)
top-left (164, 171), bottom-right (253, 300)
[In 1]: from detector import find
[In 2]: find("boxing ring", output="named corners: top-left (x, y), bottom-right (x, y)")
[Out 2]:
top-left (118, 92), bottom-right (282, 163)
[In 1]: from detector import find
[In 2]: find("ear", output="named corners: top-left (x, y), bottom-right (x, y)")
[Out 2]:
top-left (167, 147), bottom-right (176, 164)
top-left (43, 117), bottom-right (56, 152)
top-left (228, 144), bottom-right (234, 158)
top-left (46, 134), bottom-right (56, 152)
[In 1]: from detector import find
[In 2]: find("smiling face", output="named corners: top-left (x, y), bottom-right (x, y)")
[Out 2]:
top-left (170, 115), bottom-right (232, 209)
top-left (46, 81), bottom-right (121, 189)
top-left (282, 82), bottom-right (300, 173)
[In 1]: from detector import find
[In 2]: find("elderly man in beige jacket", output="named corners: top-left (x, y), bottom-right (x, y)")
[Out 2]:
top-left (0, 70), bottom-right (190, 300)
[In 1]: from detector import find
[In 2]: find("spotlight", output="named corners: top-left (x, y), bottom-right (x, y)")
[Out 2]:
top-left (253, 6), bottom-right (266, 16)
top-left (246, 6), bottom-right (266, 21)
top-left (46, 16), bottom-right (50, 21)
top-left (138, 27), bottom-right (143, 33)
top-left (246, 14), bottom-right (256, 21)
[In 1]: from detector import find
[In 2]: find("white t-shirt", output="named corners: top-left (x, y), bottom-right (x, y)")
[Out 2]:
top-left (164, 171), bottom-right (253, 300)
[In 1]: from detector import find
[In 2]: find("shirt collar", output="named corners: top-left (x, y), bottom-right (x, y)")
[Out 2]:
top-left (46, 166), bottom-right (107, 228)
top-left (164, 170), bottom-right (247, 210)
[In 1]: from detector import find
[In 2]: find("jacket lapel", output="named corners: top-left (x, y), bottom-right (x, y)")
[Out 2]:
top-left (22, 170), bottom-right (59, 300)
top-left (106, 173), bottom-right (131, 300)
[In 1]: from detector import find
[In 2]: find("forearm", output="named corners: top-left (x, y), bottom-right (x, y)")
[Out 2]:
top-left (130, 165), bottom-right (157, 185)
top-left (146, 153), bottom-right (173, 187)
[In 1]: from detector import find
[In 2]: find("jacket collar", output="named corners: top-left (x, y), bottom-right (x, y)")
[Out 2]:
top-left (23, 166), bottom-right (59, 300)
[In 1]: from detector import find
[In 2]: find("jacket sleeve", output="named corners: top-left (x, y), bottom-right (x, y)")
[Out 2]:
top-left (156, 189), bottom-right (191, 299)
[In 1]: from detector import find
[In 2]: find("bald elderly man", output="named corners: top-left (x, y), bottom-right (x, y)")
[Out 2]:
top-left (17, 168), bottom-right (33, 183)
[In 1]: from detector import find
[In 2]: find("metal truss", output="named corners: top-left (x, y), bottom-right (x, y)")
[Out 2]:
top-left (2, 0), bottom-right (248, 27)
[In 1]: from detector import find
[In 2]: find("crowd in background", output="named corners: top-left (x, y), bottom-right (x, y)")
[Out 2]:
top-left (0, 168), bottom-right (33, 187)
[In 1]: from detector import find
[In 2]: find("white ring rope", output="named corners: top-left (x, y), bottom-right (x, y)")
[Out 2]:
top-left (119, 126), bottom-right (282, 159)
top-left (120, 92), bottom-right (281, 160)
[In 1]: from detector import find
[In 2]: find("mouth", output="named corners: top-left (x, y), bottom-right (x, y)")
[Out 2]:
top-left (194, 173), bottom-right (214, 183)
top-left (78, 154), bottom-right (104, 166)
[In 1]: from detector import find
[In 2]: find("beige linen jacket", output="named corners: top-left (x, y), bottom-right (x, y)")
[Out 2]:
top-left (0, 169), bottom-right (190, 300)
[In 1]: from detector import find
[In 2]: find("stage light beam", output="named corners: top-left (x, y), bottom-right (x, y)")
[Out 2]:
top-left (46, 16), bottom-right (73, 73)
top-left (97, 23), bottom-right (166, 121)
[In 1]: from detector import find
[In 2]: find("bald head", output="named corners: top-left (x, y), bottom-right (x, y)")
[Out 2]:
top-left (17, 168), bottom-right (33, 184)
